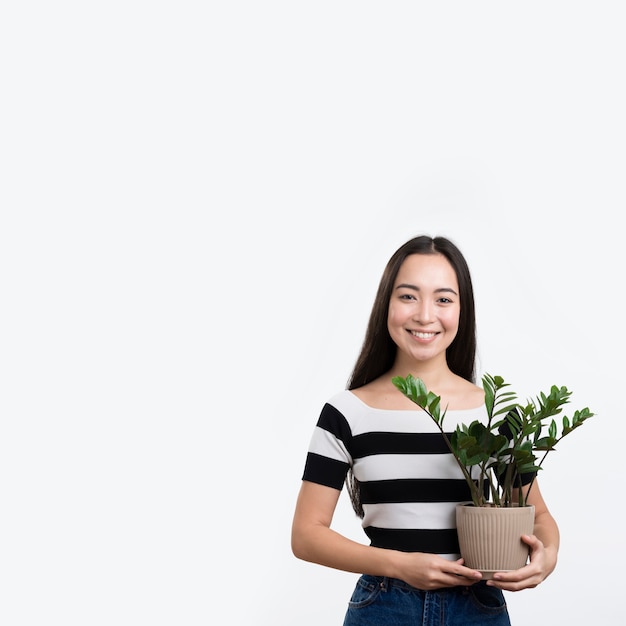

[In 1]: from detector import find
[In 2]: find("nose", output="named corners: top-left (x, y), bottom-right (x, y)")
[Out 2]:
top-left (413, 299), bottom-right (435, 324)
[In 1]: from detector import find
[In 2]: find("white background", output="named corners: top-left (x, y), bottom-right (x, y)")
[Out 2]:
top-left (1, 2), bottom-right (624, 625)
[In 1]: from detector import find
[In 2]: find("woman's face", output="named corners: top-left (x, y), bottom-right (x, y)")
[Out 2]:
top-left (387, 253), bottom-right (461, 366)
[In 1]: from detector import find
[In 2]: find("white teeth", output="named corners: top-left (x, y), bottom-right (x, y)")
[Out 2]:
top-left (412, 331), bottom-right (436, 339)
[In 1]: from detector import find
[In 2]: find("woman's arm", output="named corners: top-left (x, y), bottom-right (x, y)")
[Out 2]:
top-left (291, 480), bottom-right (483, 589)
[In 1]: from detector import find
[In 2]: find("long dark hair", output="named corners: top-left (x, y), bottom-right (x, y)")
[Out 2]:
top-left (346, 235), bottom-right (477, 516)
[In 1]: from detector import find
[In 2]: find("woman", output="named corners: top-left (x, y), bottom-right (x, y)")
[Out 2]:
top-left (291, 235), bottom-right (559, 625)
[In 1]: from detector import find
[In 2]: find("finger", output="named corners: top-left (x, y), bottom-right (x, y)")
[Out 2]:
top-left (488, 574), bottom-right (541, 592)
top-left (447, 558), bottom-right (474, 575)
top-left (452, 565), bottom-right (482, 580)
top-left (521, 534), bottom-right (541, 548)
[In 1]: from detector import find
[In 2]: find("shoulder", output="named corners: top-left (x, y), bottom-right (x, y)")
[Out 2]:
top-left (316, 390), bottom-right (364, 428)
top-left (350, 378), bottom-right (416, 410)
top-left (316, 390), bottom-right (383, 440)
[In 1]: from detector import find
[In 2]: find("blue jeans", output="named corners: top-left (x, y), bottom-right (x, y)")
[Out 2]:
top-left (343, 575), bottom-right (510, 626)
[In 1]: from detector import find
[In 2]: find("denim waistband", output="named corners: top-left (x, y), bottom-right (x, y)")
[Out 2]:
top-left (374, 575), bottom-right (479, 594)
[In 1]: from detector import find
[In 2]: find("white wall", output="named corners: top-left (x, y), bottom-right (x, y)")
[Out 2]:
top-left (1, 2), bottom-right (623, 625)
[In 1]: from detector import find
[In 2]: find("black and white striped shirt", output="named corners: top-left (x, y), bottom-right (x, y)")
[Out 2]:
top-left (302, 390), bottom-right (487, 559)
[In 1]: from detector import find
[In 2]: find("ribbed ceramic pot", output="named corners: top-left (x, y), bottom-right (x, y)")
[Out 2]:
top-left (456, 503), bottom-right (535, 579)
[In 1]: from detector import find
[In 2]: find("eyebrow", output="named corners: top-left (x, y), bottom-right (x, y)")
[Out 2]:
top-left (395, 283), bottom-right (458, 296)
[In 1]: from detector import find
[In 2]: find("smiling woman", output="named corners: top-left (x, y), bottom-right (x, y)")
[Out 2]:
top-left (291, 235), bottom-right (560, 626)
top-left (387, 253), bottom-right (461, 377)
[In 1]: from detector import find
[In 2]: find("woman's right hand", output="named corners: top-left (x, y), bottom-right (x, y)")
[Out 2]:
top-left (392, 552), bottom-right (482, 590)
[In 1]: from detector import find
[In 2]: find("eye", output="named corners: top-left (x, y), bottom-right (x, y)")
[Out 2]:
top-left (399, 293), bottom-right (417, 301)
top-left (437, 297), bottom-right (453, 304)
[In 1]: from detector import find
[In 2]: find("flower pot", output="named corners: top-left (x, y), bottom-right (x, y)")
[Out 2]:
top-left (456, 503), bottom-right (535, 579)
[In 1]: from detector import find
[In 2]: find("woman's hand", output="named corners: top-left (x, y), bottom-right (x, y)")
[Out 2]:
top-left (394, 553), bottom-right (483, 590)
top-left (486, 533), bottom-right (558, 591)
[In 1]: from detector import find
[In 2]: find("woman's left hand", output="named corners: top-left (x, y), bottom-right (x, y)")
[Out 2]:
top-left (486, 534), bottom-right (557, 591)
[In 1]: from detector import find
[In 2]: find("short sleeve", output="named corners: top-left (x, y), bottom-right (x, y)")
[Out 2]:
top-left (301, 402), bottom-right (353, 490)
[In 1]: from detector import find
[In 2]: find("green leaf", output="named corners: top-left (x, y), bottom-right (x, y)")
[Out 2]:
top-left (392, 370), bottom-right (596, 509)
top-left (549, 419), bottom-right (557, 440)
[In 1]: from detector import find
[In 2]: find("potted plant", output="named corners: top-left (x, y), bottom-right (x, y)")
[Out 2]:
top-left (391, 372), bottom-right (595, 577)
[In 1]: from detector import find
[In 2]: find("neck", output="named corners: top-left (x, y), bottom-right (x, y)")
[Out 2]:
top-left (388, 357), bottom-right (452, 390)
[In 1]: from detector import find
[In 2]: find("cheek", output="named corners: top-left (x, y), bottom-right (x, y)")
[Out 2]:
top-left (387, 304), bottom-right (405, 327)
top-left (441, 308), bottom-right (461, 331)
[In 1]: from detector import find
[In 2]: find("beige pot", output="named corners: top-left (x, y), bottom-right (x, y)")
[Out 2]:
top-left (456, 503), bottom-right (535, 579)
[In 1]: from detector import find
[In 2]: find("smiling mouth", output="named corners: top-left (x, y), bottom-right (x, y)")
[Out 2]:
top-left (410, 331), bottom-right (437, 339)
